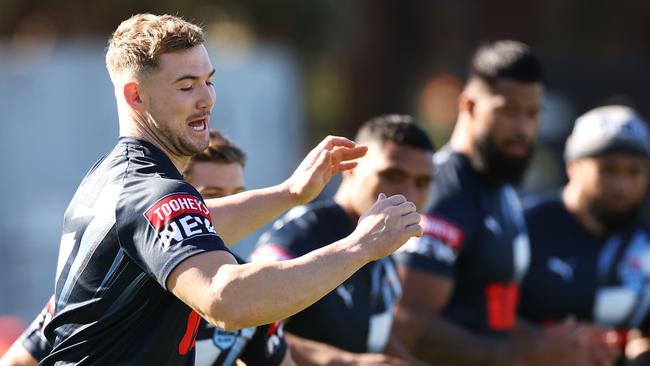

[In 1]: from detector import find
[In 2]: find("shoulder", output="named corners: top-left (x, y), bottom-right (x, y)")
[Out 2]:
top-left (253, 201), bottom-right (349, 260)
top-left (522, 191), bottom-right (564, 224)
top-left (429, 149), bottom-right (480, 210)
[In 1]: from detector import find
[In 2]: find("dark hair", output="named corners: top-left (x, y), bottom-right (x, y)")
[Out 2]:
top-left (355, 114), bottom-right (434, 152)
top-left (469, 40), bottom-right (544, 87)
top-left (183, 130), bottom-right (246, 177)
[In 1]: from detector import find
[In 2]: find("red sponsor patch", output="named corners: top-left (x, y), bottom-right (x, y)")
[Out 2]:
top-left (145, 193), bottom-right (211, 230)
top-left (421, 214), bottom-right (464, 251)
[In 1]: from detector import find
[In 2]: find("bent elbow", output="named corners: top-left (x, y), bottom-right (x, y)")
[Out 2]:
top-left (205, 298), bottom-right (247, 331)
top-left (203, 276), bottom-right (249, 331)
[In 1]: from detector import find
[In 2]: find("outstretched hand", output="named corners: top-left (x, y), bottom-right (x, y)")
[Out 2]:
top-left (284, 135), bottom-right (368, 204)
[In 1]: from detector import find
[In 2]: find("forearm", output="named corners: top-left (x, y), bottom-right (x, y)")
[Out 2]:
top-left (205, 182), bottom-right (298, 245)
top-left (385, 332), bottom-right (426, 366)
top-left (207, 237), bottom-right (369, 330)
top-left (0, 340), bottom-right (39, 366)
top-left (285, 333), bottom-right (354, 366)
top-left (394, 306), bottom-right (513, 366)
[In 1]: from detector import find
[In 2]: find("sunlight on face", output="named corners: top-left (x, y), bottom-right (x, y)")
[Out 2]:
top-left (346, 141), bottom-right (434, 214)
top-left (185, 161), bottom-right (245, 199)
top-left (140, 44), bottom-right (216, 157)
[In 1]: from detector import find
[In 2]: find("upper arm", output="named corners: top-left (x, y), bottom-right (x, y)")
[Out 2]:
top-left (117, 180), bottom-right (231, 289)
top-left (392, 266), bottom-right (454, 351)
top-left (397, 265), bottom-right (454, 313)
top-left (166, 250), bottom-right (237, 324)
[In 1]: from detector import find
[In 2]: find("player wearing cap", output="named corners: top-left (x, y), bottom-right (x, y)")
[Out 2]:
top-left (392, 40), bottom-right (608, 366)
top-left (520, 105), bottom-right (650, 366)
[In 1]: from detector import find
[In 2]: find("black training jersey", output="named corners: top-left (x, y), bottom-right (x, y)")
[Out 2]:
top-left (395, 147), bottom-right (530, 335)
top-left (250, 200), bottom-right (401, 353)
top-left (520, 192), bottom-right (650, 332)
top-left (41, 138), bottom-right (230, 366)
top-left (23, 258), bottom-right (287, 365)
top-left (20, 297), bottom-right (54, 361)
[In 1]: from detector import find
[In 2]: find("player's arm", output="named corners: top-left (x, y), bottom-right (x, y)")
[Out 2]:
top-left (384, 331), bottom-right (428, 366)
top-left (284, 332), bottom-right (407, 366)
top-left (0, 342), bottom-right (38, 366)
top-left (205, 136), bottom-right (367, 245)
top-left (168, 194), bottom-right (421, 331)
top-left (0, 298), bottom-right (54, 366)
top-left (394, 267), bottom-right (515, 365)
top-left (394, 266), bottom-right (602, 366)
top-left (626, 329), bottom-right (650, 365)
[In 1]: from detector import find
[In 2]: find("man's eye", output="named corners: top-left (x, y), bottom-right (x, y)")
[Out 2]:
top-left (180, 86), bottom-right (193, 91)
top-left (206, 80), bottom-right (214, 86)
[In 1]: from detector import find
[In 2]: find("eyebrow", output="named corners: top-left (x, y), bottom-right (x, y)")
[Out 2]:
top-left (174, 68), bottom-right (216, 83)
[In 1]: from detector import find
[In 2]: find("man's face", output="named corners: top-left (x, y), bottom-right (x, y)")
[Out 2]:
top-left (185, 161), bottom-right (245, 199)
top-left (139, 44), bottom-right (216, 157)
top-left (345, 141), bottom-right (434, 215)
top-left (471, 78), bottom-right (543, 184)
top-left (570, 153), bottom-right (649, 232)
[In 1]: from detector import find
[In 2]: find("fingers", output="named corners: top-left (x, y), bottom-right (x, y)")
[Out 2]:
top-left (404, 221), bottom-right (423, 237)
top-left (333, 161), bottom-right (357, 173)
top-left (330, 145), bottom-right (368, 163)
top-left (391, 201), bottom-right (417, 216)
top-left (317, 135), bottom-right (357, 151)
top-left (401, 211), bottom-right (421, 226)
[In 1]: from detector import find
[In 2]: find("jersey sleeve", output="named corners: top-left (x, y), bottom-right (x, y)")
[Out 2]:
top-left (116, 179), bottom-right (230, 289)
top-left (20, 296), bottom-right (54, 361)
top-left (394, 184), bottom-right (479, 278)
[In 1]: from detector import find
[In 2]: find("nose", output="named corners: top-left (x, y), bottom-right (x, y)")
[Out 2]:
top-left (515, 114), bottom-right (538, 140)
top-left (197, 83), bottom-right (216, 111)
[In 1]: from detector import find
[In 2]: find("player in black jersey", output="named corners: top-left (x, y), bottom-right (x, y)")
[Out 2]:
top-left (252, 115), bottom-right (433, 365)
top-left (393, 40), bottom-right (607, 366)
top-left (0, 131), bottom-right (291, 366)
top-left (520, 106), bottom-right (650, 366)
top-left (39, 14), bottom-right (422, 365)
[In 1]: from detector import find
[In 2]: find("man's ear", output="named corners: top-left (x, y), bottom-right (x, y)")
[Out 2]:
top-left (458, 92), bottom-right (475, 119)
top-left (123, 82), bottom-right (145, 111)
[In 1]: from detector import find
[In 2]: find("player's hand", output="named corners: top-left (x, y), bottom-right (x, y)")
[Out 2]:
top-left (352, 193), bottom-right (422, 262)
top-left (284, 136), bottom-right (367, 205)
top-left (515, 319), bottom-right (620, 366)
top-left (337, 352), bottom-right (409, 366)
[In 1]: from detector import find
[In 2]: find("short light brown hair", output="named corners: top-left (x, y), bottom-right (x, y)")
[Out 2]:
top-left (106, 13), bottom-right (205, 77)
top-left (183, 130), bottom-right (247, 178)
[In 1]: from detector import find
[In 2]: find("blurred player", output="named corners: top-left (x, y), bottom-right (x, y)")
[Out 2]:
top-left (0, 131), bottom-right (292, 366)
top-left (393, 40), bottom-right (611, 365)
top-left (520, 106), bottom-right (650, 366)
top-left (40, 13), bottom-right (421, 365)
top-left (252, 115), bottom-right (433, 365)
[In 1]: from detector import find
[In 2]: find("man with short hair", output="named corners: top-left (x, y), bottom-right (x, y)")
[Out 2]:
top-left (252, 115), bottom-right (434, 365)
top-left (0, 131), bottom-right (292, 366)
top-left (39, 14), bottom-right (421, 365)
top-left (393, 40), bottom-right (609, 365)
top-left (520, 105), bottom-right (650, 366)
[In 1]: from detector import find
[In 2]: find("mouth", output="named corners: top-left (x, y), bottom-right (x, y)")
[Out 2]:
top-left (502, 140), bottom-right (531, 158)
top-left (188, 117), bottom-right (208, 132)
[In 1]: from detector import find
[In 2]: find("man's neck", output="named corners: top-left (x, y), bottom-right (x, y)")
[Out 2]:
top-left (118, 113), bottom-right (189, 173)
top-left (333, 188), bottom-right (360, 227)
top-left (562, 184), bottom-right (606, 236)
